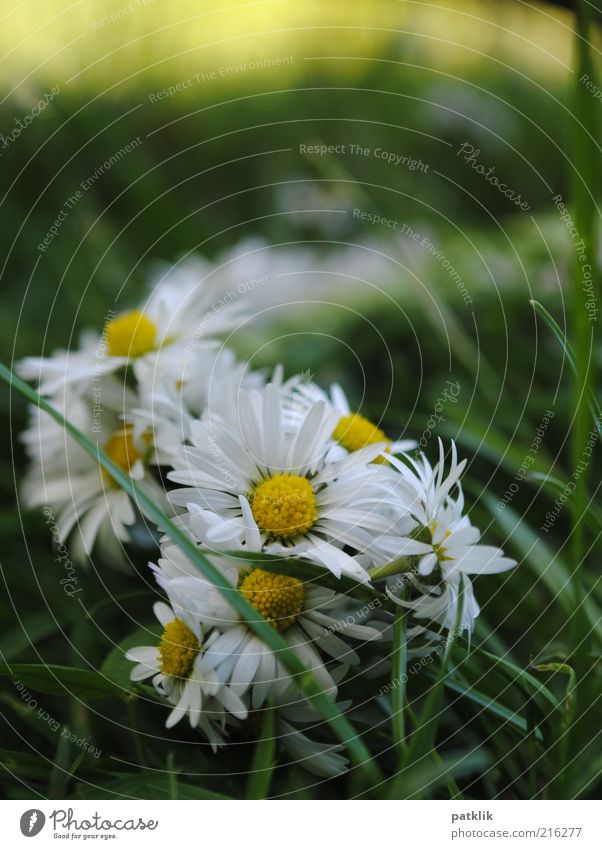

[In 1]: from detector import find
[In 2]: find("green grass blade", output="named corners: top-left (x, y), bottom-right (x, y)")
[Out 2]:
top-left (245, 703), bottom-right (276, 799)
top-left (0, 663), bottom-right (123, 700)
top-left (568, 38), bottom-right (599, 776)
top-left (388, 748), bottom-right (490, 800)
top-left (529, 471), bottom-right (602, 536)
top-left (470, 647), bottom-right (559, 710)
top-left (48, 731), bottom-right (72, 799)
top-left (0, 611), bottom-right (62, 662)
top-left (482, 494), bottom-right (602, 642)
top-left (441, 412), bottom-right (554, 477)
top-left (398, 577), bottom-right (466, 789)
top-left (391, 601), bottom-right (409, 760)
top-left (166, 752), bottom-right (179, 800)
top-left (440, 674), bottom-right (533, 737)
top-left (74, 774), bottom-right (233, 800)
top-left (530, 300), bottom-right (601, 437)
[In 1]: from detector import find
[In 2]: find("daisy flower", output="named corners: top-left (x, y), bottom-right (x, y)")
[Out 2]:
top-left (125, 599), bottom-right (247, 747)
top-left (282, 378), bottom-right (415, 463)
top-left (21, 378), bottom-right (166, 563)
top-left (167, 381), bottom-right (413, 582)
top-left (150, 528), bottom-right (382, 710)
top-left (17, 258), bottom-right (244, 396)
top-left (272, 699), bottom-right (349, 778)
top-left (385, 441), bottom-right (516, 633)
top-left (131, 347), bottom-right (264, 467)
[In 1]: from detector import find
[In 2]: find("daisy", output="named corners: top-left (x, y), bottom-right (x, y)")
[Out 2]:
top-left (167, 381), bottom-right (414, 582)
top-left (125, 599), bottom-right (247, 747)
top-left (131, 347), bottom-right (264, 467)
top-left (150, 528), bottom-right (382, 710)
top-left (17, 257), bottom-right (245, 396)
top-left (282, 377), bottom-right (416, 463)
top-left (387, 439), bottom-right (467, 526)
top-left (272, 699), bottom-right (349, 778)
top-left (21, 378), bottom-right (166, 563)
top-left (385, 441), bottom-right (516, 633)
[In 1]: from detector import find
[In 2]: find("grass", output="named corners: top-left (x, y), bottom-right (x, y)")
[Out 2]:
top-left (3, 277), bottom-right (599, 799)
top-left (561, 0), bottom-right (600, 797)
top-left (0, 0), bottom-right (600, 800)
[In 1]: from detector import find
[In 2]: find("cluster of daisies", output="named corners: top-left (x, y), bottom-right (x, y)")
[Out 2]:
top-left (18, 259), bottom-right (515, 776)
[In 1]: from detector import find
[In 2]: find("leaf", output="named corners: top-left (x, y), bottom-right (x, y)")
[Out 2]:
top-left (482, 494), bottom-right (602, 638)
top-left (0, 663), bottom-right (123, 700)
top-left (0, 693), bottom-right (62, 745)
top-left (75, 774), bottom-right (233, 800)
top-left (0, 749), bottom-right (52, 781)
top-left (529, 472), bottom-right (602, 536)
top-left (470, 647), bottom-right (559, 709)
top-left (0, 612), bottom-right (62, 662)
top-left (0, 748), bottom-right (126, 786)
top-left (441, 414), bottom-right (553, 478)
top-left (532, 661), bottom-right (577, 729)
top-left (396, 577), bottom-right (467, 792)
top-left (166, 752), bottom-right (178, 800)
top-left (440, 674), bottom-right (532, 737)
top-left (100, 625), bottom-right (162, 694)
top-left (391, 601), bottom-right (409, 759)
top-left (571, 753), bottom-right (602, 798)
top-left (530, 300), bottom-right (602, 438)
top-left (386, 748), bottom-right (490, 800)
top-left (48, 730), bottom-right (72, 799)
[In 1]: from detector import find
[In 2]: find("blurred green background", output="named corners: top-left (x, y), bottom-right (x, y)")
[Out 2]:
top-left (1, 0), bottom-right (599, 799)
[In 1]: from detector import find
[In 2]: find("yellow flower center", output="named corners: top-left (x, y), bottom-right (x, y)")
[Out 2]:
top-left (239, 568), bottom-right (305, 632)
top-left (333, 413), bottom-right (391, 462)
top-left (101, 426), bottom-right (141, 483)
top-left (158, 618), bottom-right (200, 678)
top-left (431, 527), bottom-right (453, 562)
top-left (251, 474), bottom-right (318, 540)
top-left (106, 309), bottom-right (157, 357)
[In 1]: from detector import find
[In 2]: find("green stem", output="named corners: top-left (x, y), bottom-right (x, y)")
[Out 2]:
top-left (402, 577), bottom-right (465, 771)
top-left (369, 556), bottom-right (413, 581)
top-left (571, 0), bottom-right (595, 635)
top-left (166, 751), bottom-right (178, 800)
top-left (406, 706), bottom-right (463, 799)
top-left (245, 703), bottom-right (276, 800)
top-left (126, 694), bottom-right (148, 768)
top-left (47, 732), bottom-right (71, 799)
top-left (566, 0), bottom-right (598, 796)
top-left (391, 597), bottom-right (409, 760)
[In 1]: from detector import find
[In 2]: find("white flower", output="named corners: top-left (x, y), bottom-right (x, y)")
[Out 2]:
top-left (273, 700), bottom-right (349, 778)
top-left (21, 379), bottom-right (166, 563)
top-left (125, 600), bottom-right (247, 747)
top-left (386, 441), bottom-right (516, 633)
top-left (167, 381), bottom-right (413, 581)
top-left (131, 347), bottom-right (263, 467)
top-left (388, 439), bottom-right (467, 527)
top-left (17, 260), bottom-right (244, 396)
top-left (282, 378), bottom-right (415, 462)
top-left (150, 532), bottom-right (382, 710)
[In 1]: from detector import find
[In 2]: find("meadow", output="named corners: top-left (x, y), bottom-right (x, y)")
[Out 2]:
top-left (0, 0), bottom-right (600, 800)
